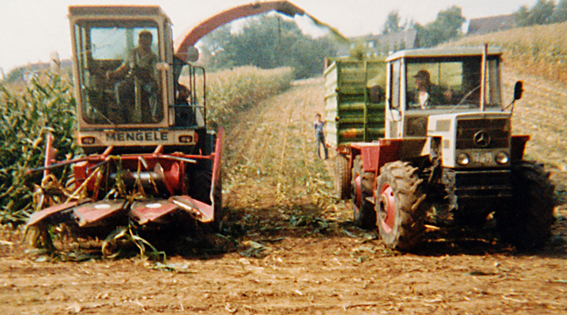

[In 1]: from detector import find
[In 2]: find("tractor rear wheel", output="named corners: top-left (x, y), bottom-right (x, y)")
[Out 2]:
top-left (334, 153), bottom-right (351, 200)
top-left (495, 161), bottom-right (555, 251)
top-left (376, 161), bottom-right (426, 251)
top-left (351, 155), bottom-right (376, 229)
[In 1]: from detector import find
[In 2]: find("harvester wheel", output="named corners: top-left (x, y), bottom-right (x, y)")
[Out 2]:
top-left (193, 170), bottom-right (212, 203)
top-left (495, 161), bottom-right (556, 251)
top-left (193, 169), bottom-right (223, 232)
top-left (212, 175), bottom-right (223, 232)
top-left (334, 153), bottom-right (351, 200)
top-left (351, 156), bottom-right (376, 229)
top-left (376, 161), bottom-right (426, 251)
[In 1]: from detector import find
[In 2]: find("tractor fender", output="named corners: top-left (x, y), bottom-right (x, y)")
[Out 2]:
top-left (511, 135), bottom-right (530, 161)
top-left (349, 138), bottom-right (427, 174)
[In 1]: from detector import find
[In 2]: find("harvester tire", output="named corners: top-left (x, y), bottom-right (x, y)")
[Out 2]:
top-left (193, 169), bottom-right (224, 232)
top-left (376, 161), bottom-right (426, 251)
top-left (212, 176), bottom-right (223, 232)
top-left (351, 155), bottom-right (376, 229)
top-left (192, 170), bottom-right (212, 203)
top-left (334, 153), bottom-right (351, 200)
top-left (495, 160), bottom-right (556, 251)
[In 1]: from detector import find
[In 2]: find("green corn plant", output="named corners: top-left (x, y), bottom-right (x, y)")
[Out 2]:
top-left (0, 72), bottom-right (79, 225)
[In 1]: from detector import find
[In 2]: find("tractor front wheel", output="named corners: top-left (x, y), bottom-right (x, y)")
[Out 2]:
top-left (376, 161), bottom-right (426, 251)
top-left (495, 161), bottom-right (555, 251)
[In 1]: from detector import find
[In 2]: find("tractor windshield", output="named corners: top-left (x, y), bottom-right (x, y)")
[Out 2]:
top-left (405, 56), bottom-right (501, 111)
top-left (73, 20), bottom-right (163, 125)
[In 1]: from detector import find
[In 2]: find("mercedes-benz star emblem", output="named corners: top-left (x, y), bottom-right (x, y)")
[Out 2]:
top-left (474, 130), bottom-right (491, 147)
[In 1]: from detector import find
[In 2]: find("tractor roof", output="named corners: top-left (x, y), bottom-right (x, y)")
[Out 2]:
top-left (386, 46), bottom-right (503, 62)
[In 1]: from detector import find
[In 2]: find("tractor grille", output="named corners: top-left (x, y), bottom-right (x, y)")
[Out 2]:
top-left (456, 118), bottom-right (510, 150)
top-left (444, 169), bottom-right (513, 199)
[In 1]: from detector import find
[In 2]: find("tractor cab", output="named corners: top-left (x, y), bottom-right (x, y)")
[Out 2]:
top-left (69, 6), bottom-right (206, 154)
top-left (385, 47), bottom-right (504, 138)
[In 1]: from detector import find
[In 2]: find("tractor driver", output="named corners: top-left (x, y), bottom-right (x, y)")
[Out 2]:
top-left (413, 70), bottom-right (452, 109)
top-left (106, 30), bottom-right (158, 122)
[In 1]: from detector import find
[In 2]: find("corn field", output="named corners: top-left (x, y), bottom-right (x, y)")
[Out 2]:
top-left (0, 73), bottom-right (78, 225)
top-left (0, 66), bottom-right (293, 225)
top-left (196, 66), bottom-right (294, 127)
top-left (451, 21), bottom-right (567, 85)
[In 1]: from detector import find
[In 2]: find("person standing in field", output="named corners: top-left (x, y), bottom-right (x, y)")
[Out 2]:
top-left (313, 113), bottom-right (328, 160)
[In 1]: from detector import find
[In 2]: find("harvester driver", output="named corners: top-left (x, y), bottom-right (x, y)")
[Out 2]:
top-left (106, 30), bottom-right (158, 122)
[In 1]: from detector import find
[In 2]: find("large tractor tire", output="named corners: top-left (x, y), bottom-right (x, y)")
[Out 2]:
top-left (334, 153), bottom-right (351, 200)
top-left (495, 161), bottom-right (556, 251)
top-left (376, 161), bottom-right (426, 251)
top-left (351, 156), bottom-right (376, 229)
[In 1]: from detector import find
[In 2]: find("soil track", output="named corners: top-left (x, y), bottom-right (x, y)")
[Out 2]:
top-left (1, 73), bottom-right (566, 314)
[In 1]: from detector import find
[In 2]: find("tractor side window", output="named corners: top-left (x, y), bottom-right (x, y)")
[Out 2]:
top-left (74, 20), bottom-right (162, 125)
top-left (486, 59), bottom-right (502, 107)
top-left (389, 60), bottom-right (401, 109)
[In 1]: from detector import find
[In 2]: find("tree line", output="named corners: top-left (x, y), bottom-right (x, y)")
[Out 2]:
top-left (199, 7), bottom-right (468, 78)
top-left (514, 0), bottom-right (567, 26)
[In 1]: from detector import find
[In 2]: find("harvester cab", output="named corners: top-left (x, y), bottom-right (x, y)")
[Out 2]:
top-left (27, 6), bottom-right (223, 243)
top-left (69, 6), bottom-right (207, 153)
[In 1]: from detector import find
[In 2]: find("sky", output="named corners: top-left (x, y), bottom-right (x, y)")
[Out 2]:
top-left (0, 0), bottom-right (538, 75)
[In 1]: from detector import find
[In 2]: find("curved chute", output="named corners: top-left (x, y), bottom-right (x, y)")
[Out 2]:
top-left (175, 1), bottom-right (305, 60)
top-left (175, 1), bottom-right (350, 61)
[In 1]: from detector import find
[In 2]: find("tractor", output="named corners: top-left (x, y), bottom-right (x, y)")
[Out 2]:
top-left (326, 46), bottom-right (556, 251)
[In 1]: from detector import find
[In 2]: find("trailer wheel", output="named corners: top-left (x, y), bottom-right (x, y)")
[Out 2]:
top-left (334, 153), bottom-right (351, 200)
top-left (351, 156), bottom-right (376, 229)
top-left (495, 161), bottom-right (555, 251)
top-left (376, 161), bottom-right (426, 251)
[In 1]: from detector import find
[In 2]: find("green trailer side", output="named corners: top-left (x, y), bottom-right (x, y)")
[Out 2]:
top-left (324, 59), bottom-right (387, 149)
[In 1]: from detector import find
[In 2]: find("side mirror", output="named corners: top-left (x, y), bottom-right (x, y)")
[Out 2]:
top-left (513, 81), bottom-right (523, 101)
top-left (186, 46), bottom-right (199, 63)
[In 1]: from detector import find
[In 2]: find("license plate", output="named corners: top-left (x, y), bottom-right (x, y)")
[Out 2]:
top-left (471, 151), bottom-right (493, 164)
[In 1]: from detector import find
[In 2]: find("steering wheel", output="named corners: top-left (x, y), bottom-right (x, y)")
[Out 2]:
top-left (457, 85), bottom-right (481, 105)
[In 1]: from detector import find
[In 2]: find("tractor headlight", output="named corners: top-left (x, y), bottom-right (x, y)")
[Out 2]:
top-left (457, 153), bottom-right (470, 166)
top-left (495, 152), bottom-right (509, 165)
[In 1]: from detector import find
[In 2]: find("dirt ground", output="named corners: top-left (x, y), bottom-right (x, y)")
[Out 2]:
top-left (1, 71), bottom-right (566, 315)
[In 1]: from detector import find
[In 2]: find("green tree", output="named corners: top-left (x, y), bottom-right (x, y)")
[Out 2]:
top-left (515, 0), bottom-right (556, 26)
top-left (551, 0), bottom-right (567, 23)
top-left (415, 6), bottom-right (466, 47)
top-left (531, 0), bottom-right (556, 24)
top-left (199, 25), bottom-right (234, 69)
top-left (383, 10), bottom-right (403, 34)
top-left (200, 15), bottom-right (338, 78)
top-left (514, 5), bottom-right (531, 27)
